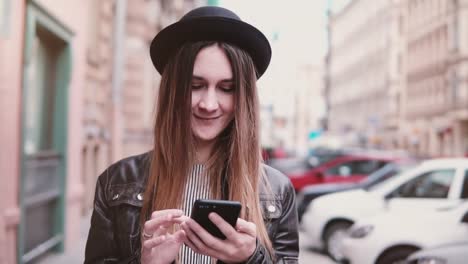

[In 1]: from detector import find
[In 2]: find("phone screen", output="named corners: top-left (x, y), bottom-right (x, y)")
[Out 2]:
top-left (190, 199), bottom-right (242, 239)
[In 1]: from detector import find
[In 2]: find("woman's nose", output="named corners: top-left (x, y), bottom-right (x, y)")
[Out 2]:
top-left (199, 89), bottom-right (219, 111)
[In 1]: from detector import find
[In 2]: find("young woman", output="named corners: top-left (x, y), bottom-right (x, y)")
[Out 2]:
top-left (85, 6), bottom-right (299, 264)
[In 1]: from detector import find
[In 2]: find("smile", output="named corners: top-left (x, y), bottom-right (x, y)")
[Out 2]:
top-left (194, 114), bottom-right (221, 120)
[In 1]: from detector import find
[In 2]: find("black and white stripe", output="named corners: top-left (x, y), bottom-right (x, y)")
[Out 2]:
top-left (180, 164), bottom-right (212, 264)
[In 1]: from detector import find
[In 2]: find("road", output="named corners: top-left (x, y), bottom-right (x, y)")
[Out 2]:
top-left (36, 213), bottom-right (335, 264)
top-left (299, 231), bottom-right (337, 264)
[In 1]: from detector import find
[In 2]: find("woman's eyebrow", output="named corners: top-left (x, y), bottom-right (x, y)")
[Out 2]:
top-left (192, 75), bottom-right (233, 83)
top-left (191, 76), bottom-right (205, 81)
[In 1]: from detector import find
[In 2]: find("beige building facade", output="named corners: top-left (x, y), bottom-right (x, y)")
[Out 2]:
top-left (0, 0), bottom-right (88, 263)
top-left (400, 0), bottom-right (468, 157)
top-left (327, 0), bottom-right (403, 148)
top-left (0, 0), bottom-right (203, 263)
top-left (81, 0), bottom-right (202, 216)
top-left (259, 63), bottom-right (325, 155)
top-left (258, 33), bottom-right (326, 155)
top-left (292, 64), bottom-right (325, 155)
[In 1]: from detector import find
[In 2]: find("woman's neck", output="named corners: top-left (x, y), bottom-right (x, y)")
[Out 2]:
top-left (195, 140), bottom-right (215, 164)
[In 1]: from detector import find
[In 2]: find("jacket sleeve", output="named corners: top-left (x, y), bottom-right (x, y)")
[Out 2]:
top-left (245, 181), bottom-right (300, 264)
top-left (272, 181), bottom-right (299, 263)
top-left (85, 169), bottom-right (130, 264)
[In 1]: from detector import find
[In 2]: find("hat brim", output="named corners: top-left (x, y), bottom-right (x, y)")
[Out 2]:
top-left (150, 17), bottom-right (271, 79)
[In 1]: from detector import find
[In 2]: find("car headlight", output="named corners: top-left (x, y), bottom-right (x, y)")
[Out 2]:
top-left (415, 257), bottom-right (447, 264)
top-left (348, 225), bottom-right (374, 238)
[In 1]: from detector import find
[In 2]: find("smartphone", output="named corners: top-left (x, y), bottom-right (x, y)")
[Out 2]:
top-left (190, 199), bottom-right (242, 239)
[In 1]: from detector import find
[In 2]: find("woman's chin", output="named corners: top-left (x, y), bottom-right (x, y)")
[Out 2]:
top-left (194, 136), bottom-right (217, 144)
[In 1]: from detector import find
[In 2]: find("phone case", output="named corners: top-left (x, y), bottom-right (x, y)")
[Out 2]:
top-left (190, 199), bottom-right (242, 239)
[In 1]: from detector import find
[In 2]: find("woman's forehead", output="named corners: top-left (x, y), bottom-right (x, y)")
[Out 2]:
top-left (192, 45), bottom-right (233, 81)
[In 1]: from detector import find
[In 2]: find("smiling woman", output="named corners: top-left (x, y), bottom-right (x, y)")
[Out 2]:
top-left (190, 44), bottom-right (235, 151)
top-left (84, 5), bottom-right (299, 264)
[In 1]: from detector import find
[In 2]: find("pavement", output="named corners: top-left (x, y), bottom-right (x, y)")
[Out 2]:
top-left (299, 231), bottom-right (337, 263)
top-left (33, 213), bottom-right (335, 263)
top-left (35, 211), bottom-right (91, 264)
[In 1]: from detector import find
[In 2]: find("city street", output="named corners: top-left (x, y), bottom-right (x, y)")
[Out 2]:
top-left (299, 232), bottom-right (336, 264)
top-left (37, 212), bottom-right (335, 263)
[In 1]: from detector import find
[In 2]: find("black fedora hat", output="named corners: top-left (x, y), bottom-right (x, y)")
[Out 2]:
top-left (150, 6), bottom-right (272, 79)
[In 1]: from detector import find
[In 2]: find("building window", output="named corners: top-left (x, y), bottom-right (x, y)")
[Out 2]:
top-left (24, 25), bottom-right (67, 153)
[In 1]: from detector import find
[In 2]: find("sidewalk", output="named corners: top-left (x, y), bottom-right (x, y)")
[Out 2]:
top-left (36, 211), bottom-right (91, 264)
top-left (34, 214), bottom-right (326, 263)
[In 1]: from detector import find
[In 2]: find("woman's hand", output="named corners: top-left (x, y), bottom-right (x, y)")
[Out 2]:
top-left (141, 209), bottom-right (187, 264)
top-left (181, 213), bottom-right (257, 263)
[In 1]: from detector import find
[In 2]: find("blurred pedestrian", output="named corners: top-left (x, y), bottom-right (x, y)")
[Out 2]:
top-left (84, 6), bottom-right (299, 264)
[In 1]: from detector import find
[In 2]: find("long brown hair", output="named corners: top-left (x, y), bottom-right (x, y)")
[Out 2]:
top-left (141, 41), bottom-right (274, 258)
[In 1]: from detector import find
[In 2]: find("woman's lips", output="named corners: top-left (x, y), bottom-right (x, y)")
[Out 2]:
top-left (194, 114), bottom-right (220, 120)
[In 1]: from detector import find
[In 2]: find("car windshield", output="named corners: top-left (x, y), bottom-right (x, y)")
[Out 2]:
top-left (364, 163), bottom-right (418, 192)
top-left (307, 148), bottom-right (345, 167)
top-left (366, 164), bottom-right (418, 192)
top-left (268, 157), bottom-right (311, 174)
top-left (268, 150), bottom-right (345, 174)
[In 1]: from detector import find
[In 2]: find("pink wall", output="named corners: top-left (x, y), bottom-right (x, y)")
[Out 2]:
top-left (0, 0), bottom-right (26, 262)
top-left (35, 0), bottom-right (88, 252)
top-left (0, 0), bottom-right (88, 262)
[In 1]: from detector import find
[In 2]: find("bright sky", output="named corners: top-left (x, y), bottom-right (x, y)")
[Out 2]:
top-left (215, 0), bottom-right (351, 121)
top-left (217, 0), bottom-right (351, 65)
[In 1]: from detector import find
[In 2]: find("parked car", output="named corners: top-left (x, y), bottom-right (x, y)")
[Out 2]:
top-left (267, 156), bottom-right (313, 175)
top-left (289, 154), bottom-right (392, 192)
top-left (301, 158), bottom-right (468, 261)
top-left (267, 147), bottom-right (347, 174)
top-left (340, 202), bottom-right (468, 264)
top-left (406, 241), bottom-right (468, 264)
top-left (296, 161), bottom-right (417, 221)
top-left (307, 147), bottom-right (349, 167)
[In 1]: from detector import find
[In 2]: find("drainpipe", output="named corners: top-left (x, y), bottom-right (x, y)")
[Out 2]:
top-left (111, 0), bottom-right (127, 161)
top-left (323, 0), bottom-right (332, 132)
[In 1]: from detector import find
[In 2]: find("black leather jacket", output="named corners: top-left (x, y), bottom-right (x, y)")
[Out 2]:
top-left (84, 152), bottom-right (299, 263)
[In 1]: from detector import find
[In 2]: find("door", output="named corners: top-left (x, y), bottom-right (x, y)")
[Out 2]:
top-left (19, 2), bottom-right (72, 263)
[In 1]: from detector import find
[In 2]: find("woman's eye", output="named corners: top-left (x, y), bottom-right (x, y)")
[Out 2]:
top-left (191, 84), bottom-right (203, 89)
top-left (220, 86), bottom-right (234, 92)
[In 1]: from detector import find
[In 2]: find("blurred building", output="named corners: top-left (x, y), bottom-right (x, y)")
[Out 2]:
top-left (293, 64), bottom-right (325, 155)
top-left (0, 0), bottom-right (202, 263)
top-left (327, 0), bottom-right (403, 148)
top-left (259, 60), bottom-right (325, 155)
top-left (258, 31), bottom-right (326, 155)
top-left (81, 0), bottom-right (201, 215)
top-left (0, 0), bottom-right (88, 263)
top-left (400, 0), bottom-right (468, 157)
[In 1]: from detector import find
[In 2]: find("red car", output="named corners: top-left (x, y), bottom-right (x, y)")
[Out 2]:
top-left (288, 155), bottom-right (392, 192)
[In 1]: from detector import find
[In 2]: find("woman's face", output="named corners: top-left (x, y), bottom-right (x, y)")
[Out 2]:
top-left (191, 44), bottom-right (235, 145)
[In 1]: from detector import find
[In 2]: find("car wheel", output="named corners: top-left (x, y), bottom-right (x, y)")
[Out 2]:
top-left (324, 221), bottom-right (353, 262)
top-left (376, 247), bottom-right (420, 264)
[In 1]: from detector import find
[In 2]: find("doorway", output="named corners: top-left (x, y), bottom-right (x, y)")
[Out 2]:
top-left (19, 2), bottom-right (72, 263)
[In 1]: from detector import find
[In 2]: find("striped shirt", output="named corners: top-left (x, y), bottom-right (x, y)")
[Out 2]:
top-left (179, 164), bottom-right (212, 264)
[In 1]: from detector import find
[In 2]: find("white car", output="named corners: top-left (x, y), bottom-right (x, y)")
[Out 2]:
top-left (406, 241), bottom-right (468, 264)
top-left (340, 202), bottom-right (468, 264)
top-left (301, 158), bottom-right (468, 261)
